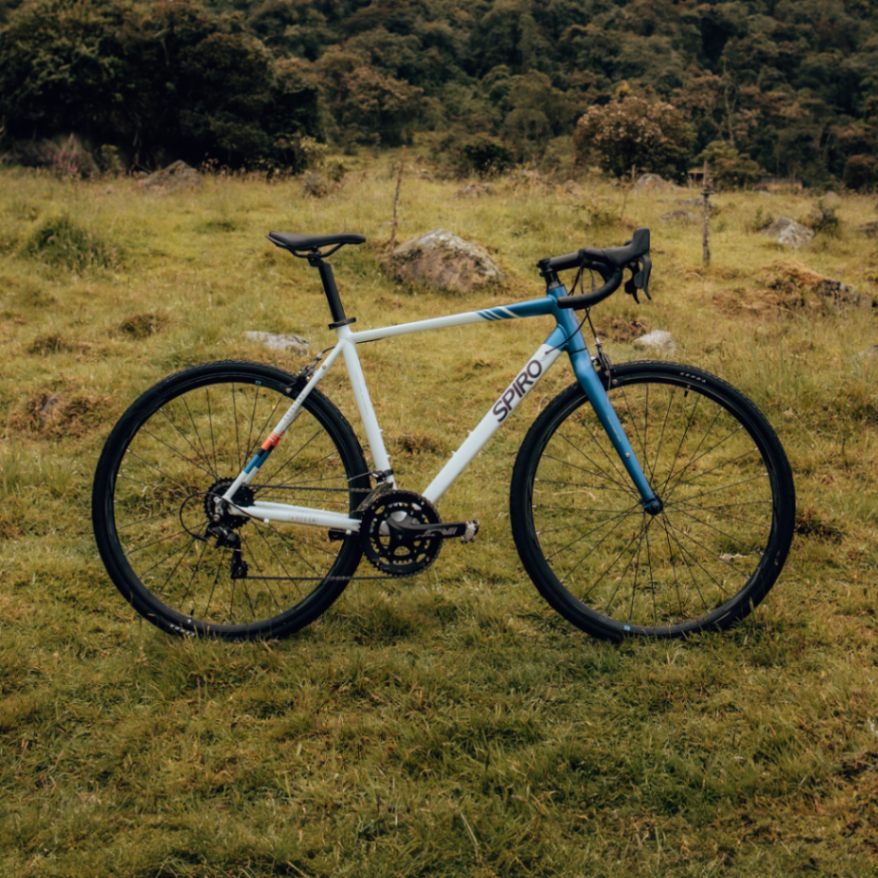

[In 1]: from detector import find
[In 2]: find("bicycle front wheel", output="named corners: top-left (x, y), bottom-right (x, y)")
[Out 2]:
top-left (510, 361), bottom-right (795, 639)
top-left (92, 361), bottom-right (370, 639)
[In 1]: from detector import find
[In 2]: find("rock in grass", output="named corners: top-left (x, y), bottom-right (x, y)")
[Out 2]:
top-left (391, 229), bottom-right (503, 293)
top-left (140, 160), bottom-right (201, 191)
top-left (660, 209), bottom-right (697, 224)
top-left (761, 217), bottom-right (814, 248)
top-left (244, 331), bottom-right (310, 354)
top-left (455, 182), bottom-right (494, 198)
top-left (633, 330), bottom-right (677, 355)
top-left (634, 173), bottom-right (671, 191)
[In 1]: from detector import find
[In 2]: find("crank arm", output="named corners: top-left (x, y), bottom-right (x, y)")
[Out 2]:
top-left (387, 518), bottom-right (480, 542)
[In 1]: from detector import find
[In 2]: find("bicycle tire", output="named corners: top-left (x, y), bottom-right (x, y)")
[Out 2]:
top-left (92, 360), bottom-right (370, 639)
top-left (510, 361), bottom-right (795, 640)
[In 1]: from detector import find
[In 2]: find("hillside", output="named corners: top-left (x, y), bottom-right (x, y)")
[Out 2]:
top-left (2, 0), bottom-right (878, 186)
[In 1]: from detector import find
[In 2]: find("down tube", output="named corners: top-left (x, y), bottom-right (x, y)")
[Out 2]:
top-left (422, 330), bottom-right (566, 505)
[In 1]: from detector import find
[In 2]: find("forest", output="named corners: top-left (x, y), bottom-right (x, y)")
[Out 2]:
top-left (1, 0), bottom-right (878, 186)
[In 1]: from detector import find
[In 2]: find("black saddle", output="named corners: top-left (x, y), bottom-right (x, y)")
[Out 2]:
top-left (268, 232), bottom-right (366, 257)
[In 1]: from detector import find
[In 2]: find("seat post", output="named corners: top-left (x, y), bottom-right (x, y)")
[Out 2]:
top-left (307, 254), bottom-right (355, 329)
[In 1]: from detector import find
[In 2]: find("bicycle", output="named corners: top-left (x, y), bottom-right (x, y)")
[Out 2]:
top-left (92, 228), bottom-right (795, 641)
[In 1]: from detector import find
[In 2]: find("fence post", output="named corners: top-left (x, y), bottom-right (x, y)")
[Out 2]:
top-left (389, 148), bottom-right (406, 252)
top-left (702, 159), bottom-right (712, 269)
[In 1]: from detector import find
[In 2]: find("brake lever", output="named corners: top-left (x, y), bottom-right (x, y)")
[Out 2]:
top-left (637, 254), bottom-right (652, 300)
top-left (624, 256), bottom-right (652, 303)
top-left (624, 271), bottom-right (641, 304)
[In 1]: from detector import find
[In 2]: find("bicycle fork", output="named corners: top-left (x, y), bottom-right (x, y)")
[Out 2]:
top-left (552, 303), bottom-right (663, 516)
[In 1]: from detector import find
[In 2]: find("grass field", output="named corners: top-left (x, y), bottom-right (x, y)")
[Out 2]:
top-left (1, 156), bottom-right (877, 877)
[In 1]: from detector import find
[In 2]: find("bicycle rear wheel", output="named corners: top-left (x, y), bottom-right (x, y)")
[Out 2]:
top-left (92, 361), bottom-right (370, 639)
top-left (510, 361), bottom-right (795, 639)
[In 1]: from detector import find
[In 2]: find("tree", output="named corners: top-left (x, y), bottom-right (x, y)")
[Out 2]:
top-left (574, 93), bottom-right (695, 179)
top-left (317, 45), bottom-right (422, 146)
top-left (699, 140), bottom-right (763, 188)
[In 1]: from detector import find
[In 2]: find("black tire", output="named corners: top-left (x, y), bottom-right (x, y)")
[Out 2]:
top-left (510, 361), bottom-right (795, 640)
top-left (92, 361), bottom-right (370, 639)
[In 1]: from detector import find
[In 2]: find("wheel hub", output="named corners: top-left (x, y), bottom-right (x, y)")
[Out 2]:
top-left (203, 478), bottom-right (254, 529)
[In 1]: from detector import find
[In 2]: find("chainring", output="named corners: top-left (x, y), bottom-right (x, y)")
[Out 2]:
top-left (359, 490), bottom-right (442, 576)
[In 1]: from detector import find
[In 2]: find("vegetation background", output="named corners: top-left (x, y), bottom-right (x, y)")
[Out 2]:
top-left (3, 0), bottom-right (878, 186)
top-left (1, 0), bottom-right (878, 876)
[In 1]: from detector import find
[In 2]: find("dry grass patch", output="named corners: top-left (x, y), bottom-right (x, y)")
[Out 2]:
top-left (118, 312), bottom-right (167, 339)
top-left (714, 262), bottom-right (878, 318)
top-left (11, 390), bottom-right (113, 438)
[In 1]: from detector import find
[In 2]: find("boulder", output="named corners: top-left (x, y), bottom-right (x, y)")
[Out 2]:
top-left (455, 182), bottom-right (494, 198)
top-left (633, 330), bottom-right (677, 355)
top-left (761, 217), bottom-right (814, 248)
top-left (140, 160), bottom-right (201, 191)
top-left (391, 229), bottom-right (503, 293)
top-left (634, 173), bottom-right (670, 191)
top-left (244, 331), bottom-right (310, 355)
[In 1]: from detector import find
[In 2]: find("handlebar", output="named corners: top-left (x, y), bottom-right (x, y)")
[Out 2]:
top-left (556, 265), bottom-right (623, 310)
top-left (538, 228), bottom-right (652, 309)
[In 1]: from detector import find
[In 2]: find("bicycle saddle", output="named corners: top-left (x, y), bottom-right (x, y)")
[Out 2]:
top-left (268, 232), bottom-right (366, 255)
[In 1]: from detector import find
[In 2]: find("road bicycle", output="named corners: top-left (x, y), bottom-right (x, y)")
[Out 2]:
top-left (92, 228), bottom-right (795, 641)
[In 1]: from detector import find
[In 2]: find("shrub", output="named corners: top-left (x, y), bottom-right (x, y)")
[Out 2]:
top-left (23, 215), bottom-right (119, 271)
top-left (808, 200), bottom-right (840, 237)
top-left (449, 133), bottom-right (514, 177)
top-left (699, 141), bottom-right (763, 189)
top-left (843, 154), bottom-right (878, 191)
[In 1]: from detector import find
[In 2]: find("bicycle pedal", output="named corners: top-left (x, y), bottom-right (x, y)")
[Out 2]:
top-left (460, 520), bottom-right (479, 543)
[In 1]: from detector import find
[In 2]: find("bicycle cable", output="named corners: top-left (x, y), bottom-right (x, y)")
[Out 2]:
top-left (546, 263), bottom-right (594, 353)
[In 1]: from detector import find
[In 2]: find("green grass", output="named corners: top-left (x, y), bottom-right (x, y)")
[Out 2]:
top-left (1, 159), bottom-right (877, 877)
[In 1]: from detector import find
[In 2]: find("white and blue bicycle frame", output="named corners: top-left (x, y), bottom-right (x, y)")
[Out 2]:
top-left (222, 283), bottom-right (660, 530)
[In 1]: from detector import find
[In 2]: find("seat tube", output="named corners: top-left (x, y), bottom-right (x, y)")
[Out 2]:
top-left (337, 326), bottom-right (394, 483)
top-left (555, 305), bottom-right (661, 512)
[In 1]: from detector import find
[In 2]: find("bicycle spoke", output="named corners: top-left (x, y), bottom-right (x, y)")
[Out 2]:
top-left (140, 425), bottom-right (217, 482)
top-left (231, 383), bottom-right (243, 471)
top-left (553, 434), bottom-right (637, 495)
top-left (666, 444), bottom-right (758, 498)
top-left (544, 503), bottom-right (642, 562)
top-left (205, 386), bottom-right (219, 475)
top-left (617, 385), bottom-right (651, 485)
top-left (544, 445), bottom-right (637, 495)
top-left (178, 539), bottom-right (209, 615)
top-left (573, 524), bottom-right (645, 605)
top-left (660, 391), bottom-right (701, 495)
top-left (570, 412), bottom-right (633, 491)
top-left (180, 395), bottom-right (219, 480)
top-left (259, 433), bottom-right (335, 492)
top-left (662, 514), bottom-right (732, 598)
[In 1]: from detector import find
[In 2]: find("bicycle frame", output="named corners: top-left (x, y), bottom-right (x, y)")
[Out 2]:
top-left (222, 283), bottom-right (660, 531)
